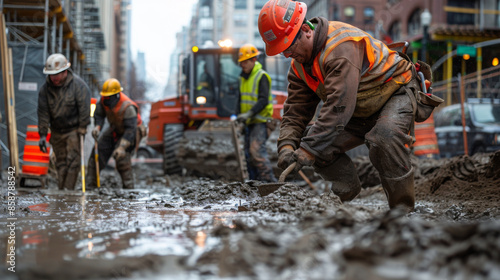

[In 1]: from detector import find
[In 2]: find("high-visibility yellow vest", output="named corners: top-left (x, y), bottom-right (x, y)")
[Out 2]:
top-left (240, 61), bottom-right (273, 124)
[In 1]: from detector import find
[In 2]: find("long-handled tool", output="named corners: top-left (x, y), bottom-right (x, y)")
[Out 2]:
top-left (258, 162), bottom-right (316, 196)
top-left (80, 134), bottom-right (86, 193)
top-left (94, 140), bottom-right (100, 188)
top-left (298, 169), bottom-right (316, 191)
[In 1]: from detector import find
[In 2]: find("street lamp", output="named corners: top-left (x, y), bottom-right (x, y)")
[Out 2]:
top-left (420, 9), bottom-right (432, 62)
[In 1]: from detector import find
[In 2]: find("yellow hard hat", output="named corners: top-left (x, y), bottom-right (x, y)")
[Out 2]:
top-left (100, 78), bottom-right (123, 96)
top-left (238, 44), bottom-right (260, 62)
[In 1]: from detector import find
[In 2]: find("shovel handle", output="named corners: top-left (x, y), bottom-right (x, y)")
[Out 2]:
top-left (279, 162), bottom-right (296, 183)
top-left (80, 134), bottom-right (86, 193)
top-left (279, 163), bottom-right (316, 191)
top-left (298, 170), bottom-right (316, 191)
top-left (94, 141), bottom-right (100, 188)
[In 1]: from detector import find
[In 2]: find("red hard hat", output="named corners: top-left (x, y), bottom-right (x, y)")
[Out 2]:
top-left (258, 0), bottom-right (307, 56)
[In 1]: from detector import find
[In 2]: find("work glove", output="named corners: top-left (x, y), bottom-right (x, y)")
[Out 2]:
top-left (92, 126), bottom-right (101, 140)
top-left (112, 138), bottom-right (131, 161)
top-left (77, 127), bottom-right (87, 136)
top-left (38, 136), bottom-right (47, 153)
top-left (112, 146), bottom-right (126, 161)
top-left (292, 147), bottom-right (315, 172)
top-left (236, 111), bottom-right (253, 123)
top-left (277, 145), bottom-right (295, 170)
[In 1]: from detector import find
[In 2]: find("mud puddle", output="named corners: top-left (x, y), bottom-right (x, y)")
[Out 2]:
top-left (1, 151), bottom-right (500, 279)
top-left (0, 185), bottom-right (260, 280)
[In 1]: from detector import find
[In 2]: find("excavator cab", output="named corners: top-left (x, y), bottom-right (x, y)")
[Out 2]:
top-left (182, 48), bottom-right (267, 119)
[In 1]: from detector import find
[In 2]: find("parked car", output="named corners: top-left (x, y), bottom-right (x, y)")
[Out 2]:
top-left (434, 98), bottom-right (500, 158)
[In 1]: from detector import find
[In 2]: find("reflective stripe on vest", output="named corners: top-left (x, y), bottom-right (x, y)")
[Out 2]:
top-left (103, 93), bottom-right (142, 134)
top-left (240, 61), bottom-right (273, 124)
top-left (292, 21), bottom-right (410, 100)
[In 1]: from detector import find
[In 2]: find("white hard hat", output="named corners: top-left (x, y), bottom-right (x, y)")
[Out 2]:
top-left (43, 53), bottom-right (71, 75)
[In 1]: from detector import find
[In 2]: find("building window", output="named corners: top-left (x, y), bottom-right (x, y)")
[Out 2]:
top-left (389, 21), bottom-right (401, 42)
top-left (344, 6), bottom-right (355, 23)
top-left (364, 7), bottom-right (375, 24)
top-left (447, 0), bottom-right (475, 25)
top-left (255, 0), bottom-right (267, 9)
top-left (387, 0), bottom-right (402, 5)
top-left (199, 18), bottom-right (213, 30)
top-left (330, 4), bottom-right (340, 21)
top-left (408, 9), bottom-right (422, 36)
top-left (497, 0), bottom-right (500, 27)
top-left (235, 0), bottom-right (246, 10)
top-left (234, 13), bottom-right (247, 27)
top-left (201, 6), bottom-right (210, 18)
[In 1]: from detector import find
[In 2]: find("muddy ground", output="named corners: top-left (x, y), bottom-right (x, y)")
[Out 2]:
top-left (1, 151), bottom-right (499, 280)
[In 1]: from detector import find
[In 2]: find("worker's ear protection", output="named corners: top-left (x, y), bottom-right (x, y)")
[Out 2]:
top-left (306, 20), bottom-right (315, 30)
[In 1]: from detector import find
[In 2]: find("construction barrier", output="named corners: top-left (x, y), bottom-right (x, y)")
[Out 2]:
top-left (413, 114), bottom-right (440, 158)
top-left (21, 125), bottom-right (51, 176)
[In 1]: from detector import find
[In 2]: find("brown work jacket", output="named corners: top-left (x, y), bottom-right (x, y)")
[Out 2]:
top-left (278, 17), bottom-right (413, 161)
top-left (37, 70), bottom-right (90, 136)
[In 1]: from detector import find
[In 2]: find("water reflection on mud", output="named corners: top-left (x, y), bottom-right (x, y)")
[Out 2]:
top-left (0, 189), bottom-right (245, 280)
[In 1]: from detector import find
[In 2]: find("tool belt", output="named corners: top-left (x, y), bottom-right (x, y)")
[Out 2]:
top-left (388, 42), bottom-right (444, 123)
top-left (404, 60), bottom-right (444, 122)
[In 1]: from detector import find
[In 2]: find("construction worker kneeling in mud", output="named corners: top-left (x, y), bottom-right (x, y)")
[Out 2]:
top-left (258, 0), bottom-right (442, 211)
top-left (87, 78), bottom-right (146, 189)
top-left (236, 43), bottom-right (277, 183)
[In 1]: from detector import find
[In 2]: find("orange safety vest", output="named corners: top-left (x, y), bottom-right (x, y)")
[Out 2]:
top-left (103, 93), bottom-right (142, 135)
top-left (292, 21), bottom-right (413, 117)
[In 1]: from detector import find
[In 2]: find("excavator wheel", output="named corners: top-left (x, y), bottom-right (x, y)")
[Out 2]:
top-left (163, 124), bottom-right (184, 175)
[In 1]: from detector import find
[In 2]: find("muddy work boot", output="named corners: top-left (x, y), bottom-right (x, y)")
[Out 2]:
top-left (314, 153), bottom-right (361, 202)
top-left (116, 153), bottom-right (134, 189)
top-left (380, 167), bottom-right (415, 212)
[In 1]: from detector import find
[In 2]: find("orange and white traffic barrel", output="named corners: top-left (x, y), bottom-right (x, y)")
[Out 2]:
top-left (21, 125), bottom-right (51, 176)
top-left (413, 114), bottom-right (440, 158)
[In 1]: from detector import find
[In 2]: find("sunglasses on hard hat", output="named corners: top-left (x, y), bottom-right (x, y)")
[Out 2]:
top-left (281, 29), bottom-right (301, 57)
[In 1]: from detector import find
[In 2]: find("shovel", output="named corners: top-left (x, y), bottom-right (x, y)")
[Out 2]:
top-left (94, 140), bottom-right (100, 188)
top-left (256, 162), bottom-right (316, 196)
top-left (80, 134), bottom-right (86, 193)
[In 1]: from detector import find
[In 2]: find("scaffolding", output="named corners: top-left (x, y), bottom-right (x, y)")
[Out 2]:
top-left (0, 0), bottom-right (105, 171)
top-left (1, 0), bottom-right (105, 91)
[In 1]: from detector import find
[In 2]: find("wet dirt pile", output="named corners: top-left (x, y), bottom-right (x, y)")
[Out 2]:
top-left (189, 209), bottom-right (500, 279)
top-left (246, 183), bottom-right (343, 218)
top-left (171, 150), bottom-right (500, 279)
top-left (414, 152), bottom-right (500, 220)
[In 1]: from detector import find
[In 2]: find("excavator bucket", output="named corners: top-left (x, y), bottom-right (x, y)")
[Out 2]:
top-left (177, 120), bottom-right (249, 182)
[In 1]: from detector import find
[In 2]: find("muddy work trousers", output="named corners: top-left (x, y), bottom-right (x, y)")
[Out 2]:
top-left (315, 86), bottom-right (416, 210)
top-left (244, 123), bottom-right (277, 182)
top-left (86, 128), bottom-right (134, 189)
top-left (50, 129), bottom-right (81, 190)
